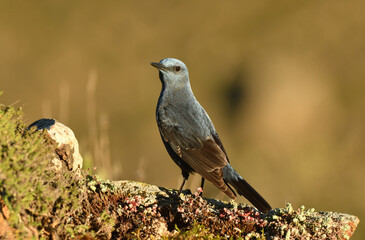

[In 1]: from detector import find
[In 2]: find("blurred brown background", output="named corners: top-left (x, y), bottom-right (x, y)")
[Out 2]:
top-left (1, 1), bottom-right (364, 238)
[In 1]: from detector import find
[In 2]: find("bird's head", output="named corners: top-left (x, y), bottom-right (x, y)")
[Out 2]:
top-left (151, 58), bottom-right (190, 87)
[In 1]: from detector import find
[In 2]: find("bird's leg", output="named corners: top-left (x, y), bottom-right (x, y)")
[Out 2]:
top-left (178, 178), bottom-right (187, 194)
top-left (200, 177), bottom-right (205, 197)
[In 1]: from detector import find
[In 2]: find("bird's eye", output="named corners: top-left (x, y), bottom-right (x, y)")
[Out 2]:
top-left (175, 66), bottom-right (181, 72)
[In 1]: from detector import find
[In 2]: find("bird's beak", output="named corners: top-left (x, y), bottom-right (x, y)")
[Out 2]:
top-left (151, 62), bottom-right (167, 71)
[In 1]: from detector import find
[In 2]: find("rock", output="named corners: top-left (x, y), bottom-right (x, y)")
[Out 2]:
top-left (20, 120), bottom-right (359, 239)
top-left (113, 180), bottom-right (170, 205)
top-left (107, 180), bottom-right (360, 239)
top-left (28, 119), bottom-right (83, 171)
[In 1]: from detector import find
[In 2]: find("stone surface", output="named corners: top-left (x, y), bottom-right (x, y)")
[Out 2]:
top-left (15, 120), bottom-right (358, 239)
top-left (113, 180), bottom-right (170, 205)
top-left (28, 118), bottom-right (83, 171)
top-left (111, 180), bottom-right (360, 239)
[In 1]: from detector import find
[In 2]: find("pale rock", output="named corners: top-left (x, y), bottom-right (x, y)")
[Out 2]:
top-left (28, 118), bottom-right (83, 171)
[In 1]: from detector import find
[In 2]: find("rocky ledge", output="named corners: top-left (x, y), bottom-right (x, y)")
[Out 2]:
top-left (0, 114), bottom-right (360, 239)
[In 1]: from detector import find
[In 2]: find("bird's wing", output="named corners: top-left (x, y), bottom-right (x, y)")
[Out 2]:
top-left (211, 132), bottom-right (230, 163)
top-left (158, 123), bottom-right (202, 149)
top-left (158, 124), bottom-right (236, 198)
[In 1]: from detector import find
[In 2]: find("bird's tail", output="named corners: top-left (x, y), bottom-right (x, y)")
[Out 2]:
top-left (223, 164), bottom-right (271, 214)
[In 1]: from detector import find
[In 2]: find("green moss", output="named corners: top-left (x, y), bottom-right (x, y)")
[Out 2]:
top-left (0, 104), bottom-right (133, 238)
top-left (0, 106), bottom-right (53, 235)
top-left (87, 174), bottom-right (115, 193)
top-left (0, 105), bottom-right (87, 238)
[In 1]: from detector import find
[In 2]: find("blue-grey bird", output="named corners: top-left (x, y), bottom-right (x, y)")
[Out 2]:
top-left (151, 58), bottom-right (271, 213)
